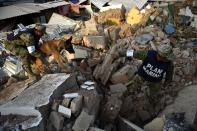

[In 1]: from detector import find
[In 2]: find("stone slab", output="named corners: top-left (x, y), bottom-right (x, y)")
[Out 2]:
top-left (0, 73), bottom-right (70, 130)
top-left (161, 84), bottom-right (197, 124)
top-left (58, 105), bottom-right (71, 118)
top-left (72, 110), bottom-right (94, 131)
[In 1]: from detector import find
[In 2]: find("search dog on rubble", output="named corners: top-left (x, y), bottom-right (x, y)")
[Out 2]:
top-left (32, 36), bottom-right (75, 73)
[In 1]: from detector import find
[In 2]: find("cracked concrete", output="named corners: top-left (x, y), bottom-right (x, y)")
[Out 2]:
top-left (0, 73), bottom-right (73, 130)
top-left (162, 84), bottom-right (197, 124)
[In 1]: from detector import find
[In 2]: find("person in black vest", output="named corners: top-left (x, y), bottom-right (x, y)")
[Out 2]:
top-left (126, 44), bottom-right (175, 99)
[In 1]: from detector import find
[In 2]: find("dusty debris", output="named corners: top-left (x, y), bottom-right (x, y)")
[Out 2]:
top-left (104, 25), bottom-right (121, 43)
top-left (0, 0), bottom-right (197, 130)
top-left (83, 35), bottom-right (106, 50)
top-left (126, 5), bottom-right (155, 26)
top-left (135, 33), bottom-right (154, 45)
top-left (84, 16), bottom-right (99, 35)
top-left (97, 8), bottom-right (125, 25)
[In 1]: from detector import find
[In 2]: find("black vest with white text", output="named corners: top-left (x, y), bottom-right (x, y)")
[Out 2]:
top-left (138, 50), bottom-right (170, 83)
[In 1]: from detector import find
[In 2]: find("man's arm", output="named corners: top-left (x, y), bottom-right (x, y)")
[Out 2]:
top-left (133, 50), bottom-right (148, 60)
top-left (19, 33), bottom-right (38, 55)
top-left (165, 61), bottom-right (174, 83)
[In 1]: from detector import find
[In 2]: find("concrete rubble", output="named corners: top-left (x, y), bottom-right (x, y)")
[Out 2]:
top-left (0, 0), bottom-right (197, 131)
top-left (0, 73), bottom-right (71, 130)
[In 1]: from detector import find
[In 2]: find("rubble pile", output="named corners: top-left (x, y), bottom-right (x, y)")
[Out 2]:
top-left (0, 0), bottom-right (197, 130)
top-left (45, 1), bottom-right (197, 129)
top-left (45, 72), bottom-right (103, 131)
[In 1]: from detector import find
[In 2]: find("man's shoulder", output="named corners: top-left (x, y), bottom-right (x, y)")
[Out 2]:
top-left (148, 50), bottom-right (157, 53)
top-left (147, 50), bottom-right (158, 57)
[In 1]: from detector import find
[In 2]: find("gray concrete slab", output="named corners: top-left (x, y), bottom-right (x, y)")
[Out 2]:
top-left (161, 84), bottom-right (197, 124)
top-left (0, 73), bottom-right (70, 130)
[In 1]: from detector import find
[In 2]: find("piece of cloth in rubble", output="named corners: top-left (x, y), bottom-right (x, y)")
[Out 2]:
top-left (137, 50), bottom-right (172, 83)
top-left (163, 113), bottom-right (190, 131)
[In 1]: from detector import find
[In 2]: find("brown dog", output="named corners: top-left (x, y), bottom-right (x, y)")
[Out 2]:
top-left (33, 37), bottom-right (74, 73)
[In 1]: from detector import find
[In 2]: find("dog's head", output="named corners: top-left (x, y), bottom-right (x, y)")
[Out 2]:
top-left (64, 36), bottom-right (75, 54)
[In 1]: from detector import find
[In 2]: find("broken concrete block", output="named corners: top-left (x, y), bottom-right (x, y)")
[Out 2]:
top-left (70, 95), bottom-right (83, 115)
top-left (135, 33), bottom-right (154, 45)
top-left (62, 50), bottom-right (75, 61)
top-left (72, 110), bottom-right (95, 131)
top-left (63, 34), bottom-right (83, 45)
top-left (110, 83), bottom-right (127, 94)
top-left (110, 65), bottom-right (131, 84)
top-left (49, 111), bottom-right (64, 130)
top-left (83, 90), bottom-right (101, 116)
top-left (84, 81), bottom-right (95, 86)
top-left (144, 117), bottom-right (165, 131)
top-left (63, 45), bottom-right (90, 60)
top-left (104, 26), bottom-right (121, 43)
top-left (119, 23), bottom-right (139, 38)
top-left (62, 98), bottom-right (72, 108)
top-left (58, 105), bottom-right (71, 118)
top-left (63, 93), bottom-right (79, 98)
top-left (91, 0), bottom-right (109, 10)
top-left (110, 83), bottom-right (127, 98)
top-left (83, 36), bottom-right (106, 50)
top-left (84, 17), bottom-right (99, 35)
top-left (48, 13), bottom-right (78, 32)
top-left (182, 50), bottom-right (190, 58)
top-left (157, 31), bottom-right (165, 39)
top-left (72, 35), bottom-right (83, 44)
top-left (87, 86), bottom-right (95, 90)
top-left (81, 84), bottom-right (90, 89)
top-left (51, 100), bottom-right (61, 111)
top-left (97, 8), bottom-right (125, 25)
top-left (73, 45), bottom-right (90, 59)
top-left (89, 127), bottom-right (105, 131)
top-left (47, 122), bottom-right (56, 131)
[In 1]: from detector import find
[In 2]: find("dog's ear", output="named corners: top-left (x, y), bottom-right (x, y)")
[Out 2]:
top-left (66, 36), bottom-right (72, 44)
top-left (64, 36), bottom-right (75, 54)
top-left (64, 36), bottom-right (72, 46)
